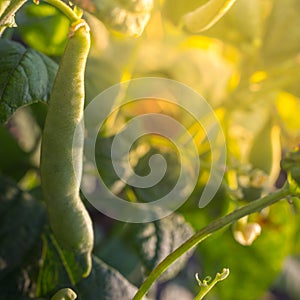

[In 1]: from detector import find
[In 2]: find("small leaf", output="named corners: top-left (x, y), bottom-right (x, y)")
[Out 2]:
top-left (0, 39), bottom-right (57, 124)
top-left (132, 214), bottom-right (195, 281)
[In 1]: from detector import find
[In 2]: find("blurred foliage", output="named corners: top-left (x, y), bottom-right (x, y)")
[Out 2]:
top-left (0, 0), bottom-right (300, 299)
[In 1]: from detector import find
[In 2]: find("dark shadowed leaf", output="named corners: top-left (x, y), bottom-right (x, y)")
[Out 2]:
top-left (0, 39), bottom-right (57, 124)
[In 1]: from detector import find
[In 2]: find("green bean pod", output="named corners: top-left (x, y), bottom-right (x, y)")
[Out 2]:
top-left (40, 21), bottom-right (93, 276)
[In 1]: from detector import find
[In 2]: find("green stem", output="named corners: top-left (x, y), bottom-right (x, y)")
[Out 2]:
top-left (43, 0), bottom-right (79, 23)
top-left (132, 185), bottom-right (290, 300)
top-left (0, 0), bottom-right (27, 36)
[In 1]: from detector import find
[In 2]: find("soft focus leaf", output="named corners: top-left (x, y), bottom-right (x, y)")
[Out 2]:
top-left (183, 0), bottom-right (237, 33)
top-left (132, 214), bottom-right (195, 281)
top-left (17, 3), bottom-right (69, 56)
top-left (69, 0), bottom-right (153, 37)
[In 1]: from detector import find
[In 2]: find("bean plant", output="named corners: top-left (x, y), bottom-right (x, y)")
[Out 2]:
top-left (0, 0), bottom-right (300, 300)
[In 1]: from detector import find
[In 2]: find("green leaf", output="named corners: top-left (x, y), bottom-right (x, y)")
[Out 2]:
top-left (0, 175), bottom-right (46, 281)
top-left (16, 3), bottom-right (69, 56)
top-left (69, 0), bottom-right (153, 37)
top-left (132, 214), bottom-right (195, 281)
top-left (0, 38), bottom-right (57, 124)
top-left (133, 146), bottom-right (181, 204)
top-left (94, 235), bottom-right (143, 286)
top-left (76, 256), bottom-right (141, 300)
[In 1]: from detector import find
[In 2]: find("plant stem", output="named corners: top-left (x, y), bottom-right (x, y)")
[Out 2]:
top-left (0, 0), bottom-right (27, 36)
top-left (132, 185), bottom-right (290, 300)
top-left (43, 0), bottom-right (79, 23)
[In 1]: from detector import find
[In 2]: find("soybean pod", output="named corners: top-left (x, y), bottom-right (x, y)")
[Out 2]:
top-left (40, 20), bottom-right (93, 276)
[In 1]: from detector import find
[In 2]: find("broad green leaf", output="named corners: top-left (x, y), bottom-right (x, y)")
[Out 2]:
top-left (68, 0), bottom-right (153, 37)
top-left (132, 214), bottom-right (195, 281)
top-left (198, 201), bottom-right (295, 300)
top-left (76, 256), bottom-right (142, 300)
top-left (94, 235), bottom-right (143, 286)
top-left (0, 175), bottom-right (46, 281)
top-left (133, 146), bottom-right (181, 204)
top-left (16, 2), bottom-right (69, 56)
top-left (183, 0), bottom-right (237, 33)
top-left (0, 39), bottom-right (57, 124)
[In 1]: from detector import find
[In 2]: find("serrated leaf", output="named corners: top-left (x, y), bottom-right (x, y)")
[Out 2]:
top-left (0, 39), bottom-right (57, 124)
top-left (76, 256), bottom-right (143, 300)
top-left (0, 175), bottom-right (46, 281)
top-left (69, 0), bottom-right (153, 37)
top-left (132, 214), bottom-right (195, 281)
